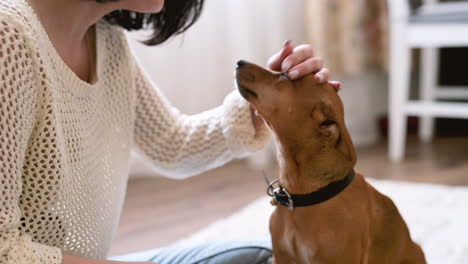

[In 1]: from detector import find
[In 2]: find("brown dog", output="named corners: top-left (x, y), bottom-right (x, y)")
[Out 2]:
top-left (235, 61), bottom-right (426, 264)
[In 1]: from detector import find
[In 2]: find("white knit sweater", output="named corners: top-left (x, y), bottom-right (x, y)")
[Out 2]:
top-left (0, 0), bottom-right (271, 263)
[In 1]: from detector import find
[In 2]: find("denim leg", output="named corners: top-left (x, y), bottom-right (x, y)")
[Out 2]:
top-left (148, 238), bottom-right (272, 264)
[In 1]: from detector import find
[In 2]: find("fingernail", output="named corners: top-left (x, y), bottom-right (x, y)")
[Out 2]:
top-left (283, 40), bottom-right (291, 48)
top-left (316, 74), bottom-right (324, 82)
top-left (289, 70), bottom-right (299, 79)
top-left (282, 61), bottom-right (292, 72)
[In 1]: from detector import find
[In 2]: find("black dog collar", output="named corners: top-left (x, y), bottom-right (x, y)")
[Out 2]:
top-left (263, 170), bottom-right (355, 211)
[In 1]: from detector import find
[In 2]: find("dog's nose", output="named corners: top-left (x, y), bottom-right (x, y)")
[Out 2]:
top-left (237, 60), bottom-right (248, 68)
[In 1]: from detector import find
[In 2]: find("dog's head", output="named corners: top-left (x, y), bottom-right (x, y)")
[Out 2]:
top-left (236, 60), bottom-right (356, 177)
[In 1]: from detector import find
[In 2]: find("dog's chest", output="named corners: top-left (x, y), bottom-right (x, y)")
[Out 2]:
top-left (271, 211), bottom-right (327, 263)
top-left (281, 230), bottom-right (320, 263)
top-left (271, 208), bottom-right (365, 264)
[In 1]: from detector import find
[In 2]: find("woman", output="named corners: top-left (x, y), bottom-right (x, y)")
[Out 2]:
top-left (0, 0), bottom-right (340, 263)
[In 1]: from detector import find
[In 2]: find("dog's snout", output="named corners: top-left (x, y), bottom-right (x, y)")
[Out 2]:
top-left (237, 60), bottom-right (248, 68)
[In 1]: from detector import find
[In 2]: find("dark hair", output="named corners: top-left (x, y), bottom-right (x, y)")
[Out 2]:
top-left (100, 0), bottom-right (205, 45)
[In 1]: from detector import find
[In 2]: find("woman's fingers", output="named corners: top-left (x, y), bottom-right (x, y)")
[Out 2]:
top-left (281, 44), bottom-right (315, 73)
top-left (315, 68), bottom-right (330, 83)
top-left (267, 41), bottom-right (341, 92)
top-left (329, 81), bottom-right (342, 92)
top-left (287, 56), bottom-right (324, 80)
top-left (267, 40), bottom-right (294, 71)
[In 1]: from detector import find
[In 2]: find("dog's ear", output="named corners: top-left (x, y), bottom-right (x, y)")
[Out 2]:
top-left (315, 101), bottom-right (356, 164)
top-left (312, 102), bottom-right (340, 140)
top-left (319, 119), bottom-right (339, 139)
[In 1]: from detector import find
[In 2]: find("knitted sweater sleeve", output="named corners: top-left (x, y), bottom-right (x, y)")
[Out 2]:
top-left (132, 58), bottom-right (271, 179)
top-left (0, 18), bottom-right (62, 264)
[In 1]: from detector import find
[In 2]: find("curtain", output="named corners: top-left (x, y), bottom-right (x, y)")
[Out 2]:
top-left (305, 0), bottom-right (389, 76)
top-left (304, 0), bottom-right (390, 148)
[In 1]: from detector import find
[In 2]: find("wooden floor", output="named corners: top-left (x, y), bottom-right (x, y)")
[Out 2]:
top-left (109, 136), bottom-right (468, 256)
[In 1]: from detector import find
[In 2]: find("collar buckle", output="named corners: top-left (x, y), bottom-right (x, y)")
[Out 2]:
top-left (277, 187), bottom-right (294, 211)
top-left (263, 171), bottom-right (295, 211)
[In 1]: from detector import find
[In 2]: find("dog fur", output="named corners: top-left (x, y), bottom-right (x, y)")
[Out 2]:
top-left (235, 61), bottom-right (426, 264)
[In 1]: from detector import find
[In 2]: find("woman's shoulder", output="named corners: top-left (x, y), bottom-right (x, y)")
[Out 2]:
top-left (0, 0), bottom-right (33, 24)
top-left (0, 0), bottom-right (40, 91)
top-left (0, 0), bottom-right (37, 39)
top-left (97, 19), bottom-right (136, 63)
top-left (97, 19), bottom-right (130, 48)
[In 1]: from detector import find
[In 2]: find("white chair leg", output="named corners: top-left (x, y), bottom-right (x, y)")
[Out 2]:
top-left (389, 24), bottom-right (411, 162)
top-left (419, 47), bottom-right (438, 142)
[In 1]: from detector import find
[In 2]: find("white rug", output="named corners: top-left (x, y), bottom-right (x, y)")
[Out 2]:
top-left (113, 179), bottom-right (468, 264)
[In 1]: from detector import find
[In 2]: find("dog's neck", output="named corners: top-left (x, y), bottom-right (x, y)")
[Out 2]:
top-left (276, 146), bottom-right (349, 195)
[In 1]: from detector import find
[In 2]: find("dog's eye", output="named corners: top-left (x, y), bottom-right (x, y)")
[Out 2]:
top-left (320, 120), bottom-right (336, 126)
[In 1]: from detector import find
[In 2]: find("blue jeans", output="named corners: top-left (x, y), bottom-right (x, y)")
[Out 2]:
top-left (147, 239), bottom-right (272, 264)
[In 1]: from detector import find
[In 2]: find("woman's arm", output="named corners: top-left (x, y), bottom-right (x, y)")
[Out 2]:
top-left (131, 56), bottom-right (271, 179)
top-left (0, 16), bottom-right (64, 264)
top-left (0, 15), bottom-right (157, 264)
top-left (128, 38), bottom-right (340, 180)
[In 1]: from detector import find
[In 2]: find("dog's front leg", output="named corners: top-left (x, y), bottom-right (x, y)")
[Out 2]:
top-left (271, 253), bottom-right (298, 264)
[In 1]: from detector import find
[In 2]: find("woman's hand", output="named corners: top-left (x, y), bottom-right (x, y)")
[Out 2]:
top-left (250, 40), bottom-right (341, 134)
top-left (267, 40), bottom-right (341, 90)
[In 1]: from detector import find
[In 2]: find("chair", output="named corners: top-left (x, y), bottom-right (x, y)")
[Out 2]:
top-left (388, 0), bottom-right (468, 162)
